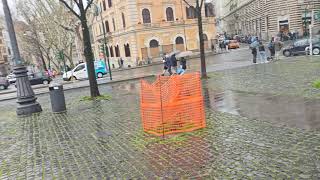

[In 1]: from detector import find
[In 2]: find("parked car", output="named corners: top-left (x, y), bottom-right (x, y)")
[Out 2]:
top-left (6, 73), bottom-right (16, 84)
top-left (228, 40), bottom-right (240, 49)
top-left (283, 38), bottom-right (320, 57)
top-left (0, 77), bottom-right (10, 90)
top-left (28, 73), bottom-right (52, 85)
top-left (63, 60), bottom-right (108, 81)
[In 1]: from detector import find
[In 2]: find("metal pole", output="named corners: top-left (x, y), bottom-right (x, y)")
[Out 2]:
top-left (2, 0), bottom-right (42, 115)
top-left (61, 50), bottom-right (66, 72)
top-left (309, 10), bottom-right (314, 56)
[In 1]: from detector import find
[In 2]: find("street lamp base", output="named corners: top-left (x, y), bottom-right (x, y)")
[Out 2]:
top-left (17, 101), bottom-right (42, 116)
top-left (14, 65), bottom-right (42, 116)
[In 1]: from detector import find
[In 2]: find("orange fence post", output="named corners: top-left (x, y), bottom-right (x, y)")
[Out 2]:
top-left (140, 72), bottom-right (206, 136)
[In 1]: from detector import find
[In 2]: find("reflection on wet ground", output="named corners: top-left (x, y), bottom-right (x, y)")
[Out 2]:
top-left (205, 88), bottom-right (320, 130)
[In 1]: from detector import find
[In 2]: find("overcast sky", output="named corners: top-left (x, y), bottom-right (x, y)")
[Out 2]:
top-left (0, 0), bottom-right (17, 16)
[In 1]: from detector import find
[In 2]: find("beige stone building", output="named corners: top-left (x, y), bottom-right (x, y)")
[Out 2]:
top-left (89, 0), bottom-right (216, 68)
top-left (220, 0), bottom-right (320, 40)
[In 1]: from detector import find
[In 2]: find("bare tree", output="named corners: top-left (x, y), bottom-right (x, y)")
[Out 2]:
top-left (17, 0), bottom-right (79, 72)
top-left (59, 0), bottom-right (100, 97)
top-left (184, 0), bottom-right (207, 78)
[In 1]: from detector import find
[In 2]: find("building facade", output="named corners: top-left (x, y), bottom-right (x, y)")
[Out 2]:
top-left (221, 0), bottom-right (320, 40)
top-left (89, 0), bottom-right (216, 67)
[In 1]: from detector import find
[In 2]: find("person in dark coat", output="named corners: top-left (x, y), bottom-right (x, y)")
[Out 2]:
top-left (161, 54), bottom-right (171, 76)
top-left (170, 54), bottom-right (178, 74)
top-left (251, 47), bottom-right (257, 64)
top-left (180, 57), bottom-right (187, 70)
top-left (268, 38), bottom-right (276, 60)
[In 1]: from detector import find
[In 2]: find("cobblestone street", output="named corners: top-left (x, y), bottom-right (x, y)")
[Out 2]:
top-left (1, 56), bottom-right (320, 179)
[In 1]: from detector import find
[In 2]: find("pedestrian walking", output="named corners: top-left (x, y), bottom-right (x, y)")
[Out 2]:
top-left (161, 54), bottom-right (171, 76)
top-left (251, 47), bottom-right (257, 64)
top-left (258, 41), bottom-right (268, 63)
top-left (179, 57), bottom-right (187, 75)
top-left (170, 54), bottom-right (178, 74)
top-left (274, 38), bottom-right (284, 60)
top-left (250, 38), bottom-right (259, 64)
top-left (225, 40), bottom-right (229, 52)
top-left (120, 58), bottom-right (124, 68)
top-left (268, 39), bottom-right (275, 60)
top-left (211, 43), bottom-right (215, 52)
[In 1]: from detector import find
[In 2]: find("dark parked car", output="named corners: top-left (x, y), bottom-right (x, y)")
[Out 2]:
top-left (29, 73), bottom-right (52, 85)
top-left (0, 77), bottom-right (10, 90)
top-left (283, 39), bottom-right (320, 57)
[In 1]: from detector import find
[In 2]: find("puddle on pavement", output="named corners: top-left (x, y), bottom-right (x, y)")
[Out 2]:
top-left (204, 86), bottom-right (320, 130)
top-left (93, 78), bottom-right (320, 131)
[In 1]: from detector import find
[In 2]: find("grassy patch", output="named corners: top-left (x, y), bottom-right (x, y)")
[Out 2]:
top-left (312, 80), bottom-right (320, 89)
top-left (80, 94), bottom-right (112, 101)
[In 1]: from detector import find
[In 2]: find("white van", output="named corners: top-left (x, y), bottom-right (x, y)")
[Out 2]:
top-left (63, 61), bottom-right (108, 81)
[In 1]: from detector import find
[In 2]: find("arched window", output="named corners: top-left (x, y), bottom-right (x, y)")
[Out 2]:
top-left (142, 9), bottom-right (151, 24)
top-left (202, 34), bottom-right (208, 41)
top-left (105, 20), bottom-right (110, 33)
top-left (108, 0), bottom-right (112, 7)
top-left (124, 43), bottom-right (131, 57)
top-left (115, 45), bottom-right (120, 57)
top-left (112, 18), bottom-right (116, 31)
top-left (166, 7), bottom-right (174, 21)
top-left (122, 13), bottom-right (126, 28)
top-left (186, 6), bottom-right (196, 19)
top-left (109, 46), bottom-right (114, 57)
top-left (175, 37), bottom-right (184, 44)
top-left (149, 39), bottom-right (159, 48)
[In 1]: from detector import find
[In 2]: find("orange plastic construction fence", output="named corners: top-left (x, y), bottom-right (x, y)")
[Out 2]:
top-left (140, 72), bottom-right (206, 136)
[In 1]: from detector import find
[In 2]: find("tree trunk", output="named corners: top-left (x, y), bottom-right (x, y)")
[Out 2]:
top-left (38, 45), bottom-right (47, 71)
top-left (81, 17), bottom-right (100, 97)
top-left (68, 44), bottom-right (75, 68)
top-left (197, 1), bottom-right (207, 78)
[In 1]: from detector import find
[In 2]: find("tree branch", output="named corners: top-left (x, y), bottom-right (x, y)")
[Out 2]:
top-left (85, 0), bottom-right (94, 13)
top-left (59, 0), bottom-right (81, 19)
top-left (183, 0), bottom-right (193, 8)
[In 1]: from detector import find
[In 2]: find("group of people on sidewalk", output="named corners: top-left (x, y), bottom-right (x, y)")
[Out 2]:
top-left (162, 53), bottom-right (187, 76)
top-left (250, 37), bottom-right (283, 64)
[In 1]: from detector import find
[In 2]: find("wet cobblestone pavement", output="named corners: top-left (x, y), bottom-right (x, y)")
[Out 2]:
top-left (1, 56), bottom-right (320, 179)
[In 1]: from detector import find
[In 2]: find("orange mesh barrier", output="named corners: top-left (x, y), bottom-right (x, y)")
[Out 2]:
top-left (140, 72), bottom-right (206, 136)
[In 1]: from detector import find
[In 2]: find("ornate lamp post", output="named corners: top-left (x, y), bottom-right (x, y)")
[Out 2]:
top-left (2, 0), bottom-right (42, 115)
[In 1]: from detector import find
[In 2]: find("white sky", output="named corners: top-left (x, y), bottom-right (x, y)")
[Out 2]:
top-left (0, 0), bottom-right (17, 17)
